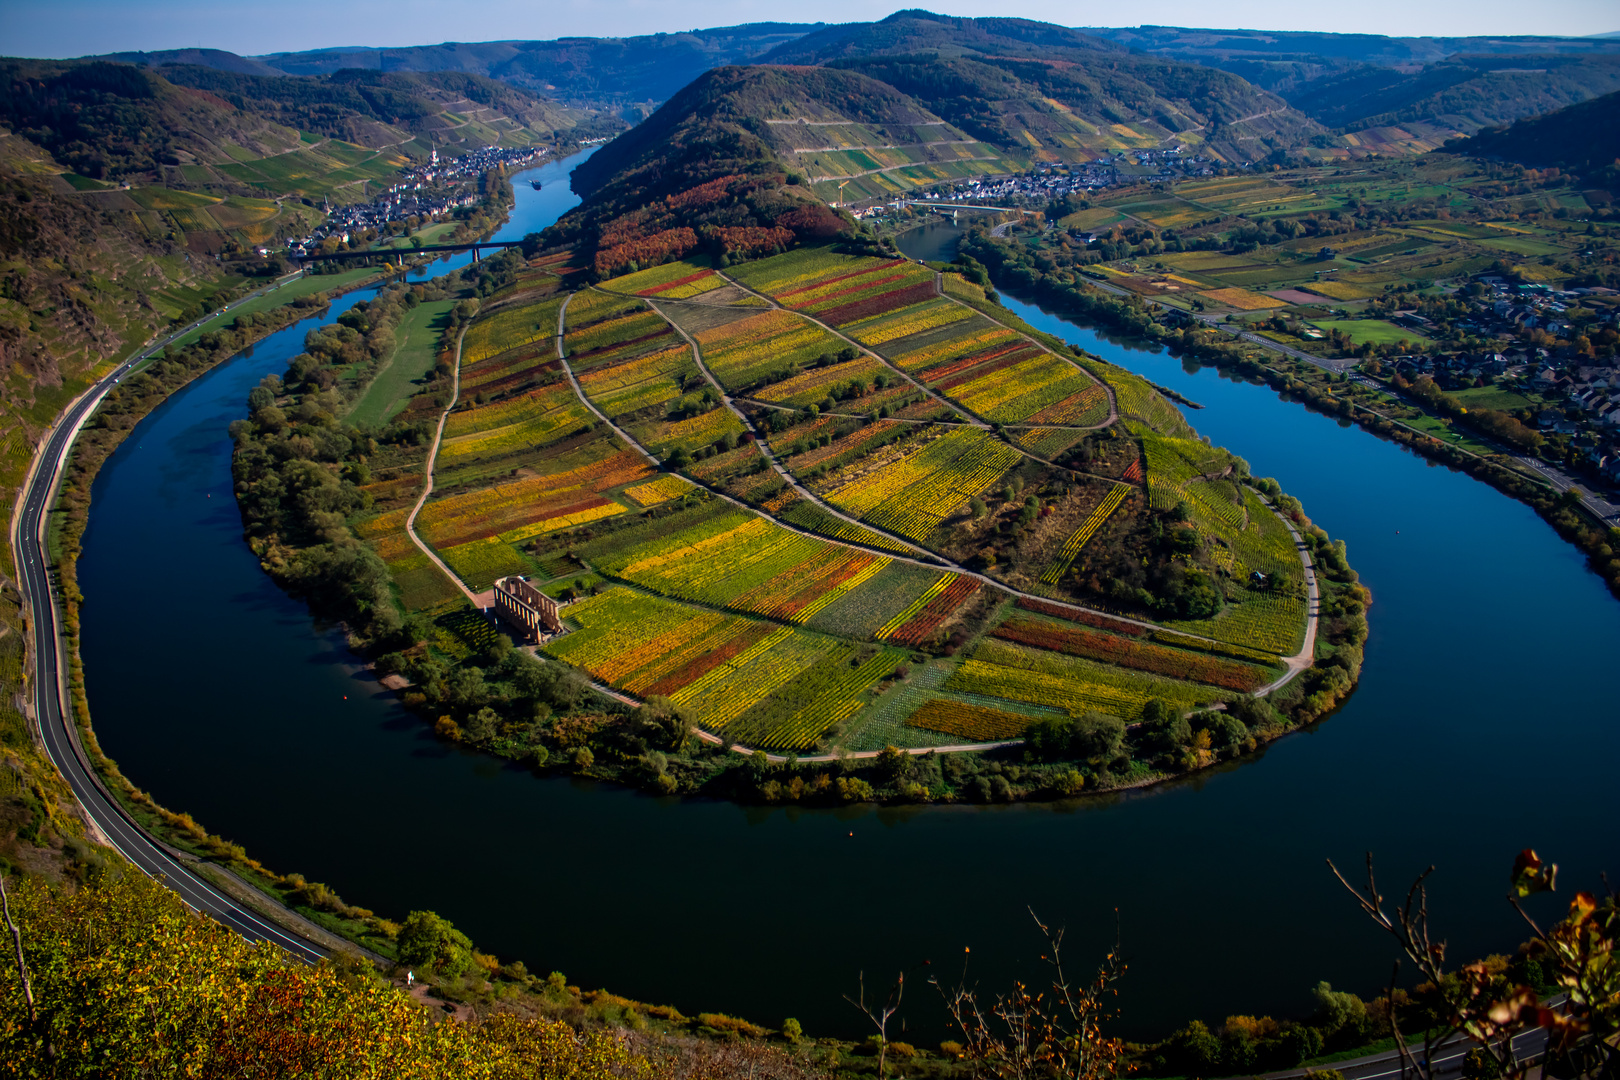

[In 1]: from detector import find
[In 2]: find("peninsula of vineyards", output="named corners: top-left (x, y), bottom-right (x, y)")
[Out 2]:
top-left (238, 221), bottom-right (1364, 799)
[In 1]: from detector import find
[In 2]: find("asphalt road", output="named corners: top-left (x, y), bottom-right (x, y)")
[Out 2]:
top-left (13, 278), bottom-right (327, 962)
top-left (1256, 1023), bottom-right (1550, 1080)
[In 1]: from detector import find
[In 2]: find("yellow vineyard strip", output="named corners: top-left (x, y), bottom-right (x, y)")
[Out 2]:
top-left (621, 516), bottom-right (769, 576)
top-left (498, 500), bottom-right (626, 544)
top-left (1041, 484), bottom-right (1130, 585)
top-left (623, 474), bottom-right (694, 506)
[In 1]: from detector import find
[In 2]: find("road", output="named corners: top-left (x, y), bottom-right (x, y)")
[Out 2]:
top-left (1346, 374), bottom-right (1620, 526)
top-left (1256, 1022), bottom-right (1550, 1080)
top-left (12, 275), bottom-right (329, 962)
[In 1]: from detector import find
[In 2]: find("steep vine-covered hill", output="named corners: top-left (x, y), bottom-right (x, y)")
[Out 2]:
top-left (1083, 25), bottom-right (1620, 138)
top-left (758, 12), bottom-right (1323, 164)
top-left (549, 66), bottom-right (874, 274)
top-left (1462, 89), bottom-right (1620, 189)
top-left (1, 58), bottom-right (588, 182)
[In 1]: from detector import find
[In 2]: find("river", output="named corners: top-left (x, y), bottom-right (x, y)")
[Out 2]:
top-left (77, 197), bottom-right (1619, 1044)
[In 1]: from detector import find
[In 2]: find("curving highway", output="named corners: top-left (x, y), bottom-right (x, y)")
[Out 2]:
top-left (12, 279), bottom-right (328, 962)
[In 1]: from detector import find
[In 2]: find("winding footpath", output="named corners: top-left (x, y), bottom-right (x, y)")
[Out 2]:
top-left (403, 325), bottom-right (480, 606)
top-left (12, 282), bottom-right (330, 963)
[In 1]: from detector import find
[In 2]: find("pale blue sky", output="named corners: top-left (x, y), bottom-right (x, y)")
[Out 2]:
top-left (5, 0), bottom-right (1616, 59)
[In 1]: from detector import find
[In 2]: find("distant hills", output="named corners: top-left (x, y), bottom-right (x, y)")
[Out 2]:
top-left (94, 24), bottom-right (818, 108)
top-left (0, 55), bottom-right (586, 489)
top-left (1083, 25), bottom-right (1620, 137)
top-left (759, 12), bottom-right (1322, 164)
top-left (80, 13), bottom-right (1620, 153)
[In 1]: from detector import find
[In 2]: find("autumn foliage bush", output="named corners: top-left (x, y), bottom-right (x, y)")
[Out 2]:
top-left (0, 872), bottom-right (661, 1079)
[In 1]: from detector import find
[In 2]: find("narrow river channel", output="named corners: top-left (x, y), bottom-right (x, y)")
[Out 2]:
top-left (78, 193), bottom-right (1619, 1042)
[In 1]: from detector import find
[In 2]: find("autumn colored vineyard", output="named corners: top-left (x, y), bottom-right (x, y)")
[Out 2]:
top-left (350, 244), bottom-right (1313, 755)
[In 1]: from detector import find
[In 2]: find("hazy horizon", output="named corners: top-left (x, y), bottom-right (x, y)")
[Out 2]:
top-left (6, 0), bottom-right (1617, 61)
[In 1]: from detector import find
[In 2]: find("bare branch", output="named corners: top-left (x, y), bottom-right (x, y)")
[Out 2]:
top-left (0, 874), bottom-right (36, 1026)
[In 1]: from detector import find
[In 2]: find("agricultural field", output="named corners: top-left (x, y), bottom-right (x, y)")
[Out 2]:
top-left (603, 259), bottom-right (725, 299)
top-left (577, 343), bottom-right (699, 418)
top-left (1307, 318), bottom-right (1432, 347)
top-left (462, 297), bottom-right (563, 365)
top-left (694, 309), bottom-right (848, 393)
top-left (733, 247), bottom-right (1110, 426)
top-left (818, 427), bottom-right (1022, 542)
top-left (363, 245), bottom-right (1315, 757)
top-left (946, 637), bottom-right (1232, 722)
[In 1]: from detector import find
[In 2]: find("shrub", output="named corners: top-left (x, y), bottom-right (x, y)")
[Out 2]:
top-left (397, 909), bottom-right (474, 978)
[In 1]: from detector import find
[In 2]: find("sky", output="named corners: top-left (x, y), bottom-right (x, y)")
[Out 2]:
top-left (5, 0), bottom-right (1616, 58)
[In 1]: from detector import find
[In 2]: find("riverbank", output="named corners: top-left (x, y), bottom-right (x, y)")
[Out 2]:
top-left (951, 228), bottom-right (1620, 602)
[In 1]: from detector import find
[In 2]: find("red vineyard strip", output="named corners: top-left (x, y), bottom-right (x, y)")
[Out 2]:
top-left (643, 623), bottom-right (776, 698)
top-left (888, 577), bottom-right (981, 646)
top-left (777, 260), bottom-right (908, 299)
top-left (641, 270), bottom-right (716, 296)
top-left (916, 341), bottom-right (1030, 383)
top-left (1028, 384), bottom-right (1109, 425)
top-left (794, 271), bottom-right (912, 309)
top-left (567, 328), bottom-right (675, 362)
top-left (768, 553), bottom-right (878, 621)
top-left (816, 281), bottom-right (940, 327)
top-left (1015, 597), bottom-right (1147, 637)
top-left (934, 348), bottom-right (1044, 393)
top-left (992, 618), bottom-right (1269, 692)
top-left (463, 363), bottom-right (563, 400)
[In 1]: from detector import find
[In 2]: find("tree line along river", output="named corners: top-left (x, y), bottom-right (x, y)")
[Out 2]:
top-left (76, 177), bottom-right (1620, 1042)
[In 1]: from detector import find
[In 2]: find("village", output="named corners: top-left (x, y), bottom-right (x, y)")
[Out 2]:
top-left (1384, 276), bottom-right (1620, 487)
top-left (287, 144), bottom-right (549, 258)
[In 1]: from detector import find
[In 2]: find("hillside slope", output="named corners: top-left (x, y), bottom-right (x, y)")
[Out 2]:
top-left (1084, 25), bottom-right (1620, 139)
top-left (1462, 89), bottom-right (1620, 188)
top-left (760, 12), bottom-right (1323, 164)
top-left (0, 54), bottom-right (579, 885)
top-left (1, 58), bottom-right (591, 186)
top-left (0, 56), bottom-right (577, 573)
top-left (550, 66), bottom-right (935, 274)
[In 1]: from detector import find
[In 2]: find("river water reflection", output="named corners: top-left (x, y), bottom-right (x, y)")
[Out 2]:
top-left (77, 199), bottom-right (1618, 1043)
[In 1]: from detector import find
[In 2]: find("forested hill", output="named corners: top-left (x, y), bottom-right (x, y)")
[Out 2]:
top-left (757, 11), bottom-right (1322, 164)
top-left (155, 65), bottom-right (581, 152)
top-left (1461, 89), bottom-right (1620, 189)
top-left (245, 25), bottom-right (819, 106)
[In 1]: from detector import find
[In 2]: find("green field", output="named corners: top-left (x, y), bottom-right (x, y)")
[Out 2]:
top-left (1449, 384), bottom-right (1539, 412)
top-left (1310, 318), bottom-right (1432, 347)
top-left (349, 299), bottom-right (456, 427)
